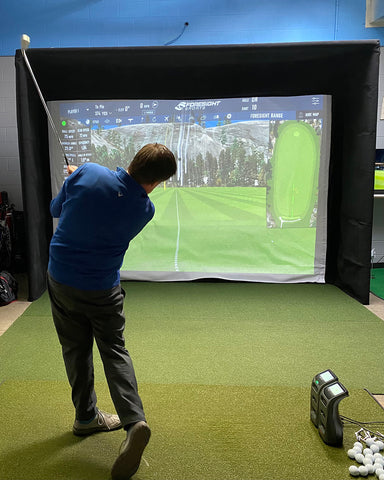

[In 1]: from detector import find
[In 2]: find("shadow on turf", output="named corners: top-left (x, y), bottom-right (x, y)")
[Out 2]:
top-left (2, 431), bottom-right (110, 480)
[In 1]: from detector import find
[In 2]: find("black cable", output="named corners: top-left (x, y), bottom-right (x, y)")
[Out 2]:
top-left (165, 22), bottom-right (189, 46)
top-left (340, 416), bottom-right (384, 440)
top-left (341, 415), bottom-right (384, 426)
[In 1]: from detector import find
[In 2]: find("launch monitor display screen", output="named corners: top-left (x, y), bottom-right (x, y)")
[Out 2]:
top-left (48, 95), bottom-right (331, 283)
top-left (319, 371), bottom-right (334, 383)
top-left (327, 383), bottom-right (344, 397)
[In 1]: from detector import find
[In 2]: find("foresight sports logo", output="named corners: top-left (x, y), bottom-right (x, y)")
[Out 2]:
top-left (175, 100), bottom-right (222, 111)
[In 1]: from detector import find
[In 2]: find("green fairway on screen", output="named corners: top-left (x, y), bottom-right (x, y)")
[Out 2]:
top-left (48, 95), bottom-right (331, 283)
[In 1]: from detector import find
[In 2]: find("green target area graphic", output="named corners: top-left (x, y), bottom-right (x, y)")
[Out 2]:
top-left (375, 169), bottom-right (384, 191)
top-left (267, 121), bottom-right (320, 228)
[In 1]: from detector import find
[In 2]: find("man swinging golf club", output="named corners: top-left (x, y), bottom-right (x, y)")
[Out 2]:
top-left (47, 143), bottom-right (177, 480)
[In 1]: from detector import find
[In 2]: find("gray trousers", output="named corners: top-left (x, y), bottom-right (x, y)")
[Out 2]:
top-left (47, 273), bottom-right (146, 428)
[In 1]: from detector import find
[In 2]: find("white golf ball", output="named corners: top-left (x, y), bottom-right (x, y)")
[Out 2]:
top-left (348, 449), bottom-right (356, 459)
top-left (355, 453), bottom-right (365, 464)
top-left (359, 465), bottom-right (369, 476)
top-left (376, 457), bottom-right (384, 466)
top-left (364, 448), bottom-right (374, 456)
top-left (366, 438), bottom-right (375, 447)
top-left (364, 456), bottom-right (373, 465)
top-left (349, 465), bottom-right (360, 476)
top-left (377, 441), bottom-right (384, 451)
top-left (368, 464), bottom-right (376, 474)
top-left (354, 442), bottom-right (364, 450)
top-left (379, 474), bottom-right (384, 480)
top-left (376, 467), bottom-right (384, 477)
top-left (372, 444), bottom-right (381, 454)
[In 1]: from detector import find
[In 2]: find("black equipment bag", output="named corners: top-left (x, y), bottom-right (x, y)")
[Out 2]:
top-left (0, 221), bottom-right (12, 270)
top-left (0, 271), bottom-right (18, 306)
top-left (0, 191), bottom-right (12, 270)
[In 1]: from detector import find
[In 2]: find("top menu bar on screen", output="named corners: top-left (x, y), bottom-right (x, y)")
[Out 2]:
top-left (58, 95), bottom-right (325, 129)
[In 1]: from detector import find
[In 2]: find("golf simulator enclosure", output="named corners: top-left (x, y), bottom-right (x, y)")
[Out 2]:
top-left (15, 41), bottom-right (379, 303)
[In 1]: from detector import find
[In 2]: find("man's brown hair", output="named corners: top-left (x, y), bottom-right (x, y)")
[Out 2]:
top-left (128, 143), bottom-right (177, 185)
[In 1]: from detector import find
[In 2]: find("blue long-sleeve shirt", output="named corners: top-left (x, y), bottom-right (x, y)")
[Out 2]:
top-left (48, 163), bottom-right (154, 290)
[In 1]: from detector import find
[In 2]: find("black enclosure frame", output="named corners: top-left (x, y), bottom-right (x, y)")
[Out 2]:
top-left (15, 41), bottom-right (379, 304)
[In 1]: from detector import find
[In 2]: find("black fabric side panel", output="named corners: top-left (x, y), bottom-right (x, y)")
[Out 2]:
top-left (14, 41), bottom-right (380, 303)
top-left (15, 53), bottom-right (52, 301)
top-left (325, 47), bottom-right (379, 304)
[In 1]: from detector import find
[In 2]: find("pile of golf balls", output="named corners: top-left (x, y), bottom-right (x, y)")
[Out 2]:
top-left (348, 439), bottom-right (384, 477)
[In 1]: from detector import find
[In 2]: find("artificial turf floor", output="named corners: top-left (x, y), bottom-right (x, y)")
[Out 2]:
top-left (1, 282), bottom-right (384, 480)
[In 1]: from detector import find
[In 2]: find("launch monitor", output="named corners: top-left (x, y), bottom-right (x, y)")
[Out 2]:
top-left (310, 369), bottom-right (338, 427)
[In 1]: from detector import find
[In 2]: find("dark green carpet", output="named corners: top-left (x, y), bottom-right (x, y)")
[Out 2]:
top-left (1, 282), bottom-right (384, 480)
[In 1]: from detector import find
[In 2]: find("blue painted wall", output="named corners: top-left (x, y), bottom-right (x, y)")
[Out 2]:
top-left (0, 0), bottom-right (383, 56)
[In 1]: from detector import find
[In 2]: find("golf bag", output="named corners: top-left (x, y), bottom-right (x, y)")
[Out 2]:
top-left (0, 192), bottom-right (27, 273)
top-left (0, 191), bottom-right (12, 270)
top-left (0, 270), bottom-right (17, 306)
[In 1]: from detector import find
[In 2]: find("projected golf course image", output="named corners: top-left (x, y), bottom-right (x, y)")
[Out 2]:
top-left (122, 185), bottom-right (318, 275)
top-left (48, 95), bottom-right (330, 282)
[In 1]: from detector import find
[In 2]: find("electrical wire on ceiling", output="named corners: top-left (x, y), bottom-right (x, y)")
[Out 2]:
top-left (165, 22), bottom-right (189, 46)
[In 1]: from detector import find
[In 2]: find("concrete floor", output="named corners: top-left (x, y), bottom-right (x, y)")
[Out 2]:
top-left (365, 292), bottom-right (384, 321)
top-left (0, 273), bottom-right (30, 335)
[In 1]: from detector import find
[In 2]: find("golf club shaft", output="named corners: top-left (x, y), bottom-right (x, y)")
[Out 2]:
top-left (21, 49), bottom-right (69, 166)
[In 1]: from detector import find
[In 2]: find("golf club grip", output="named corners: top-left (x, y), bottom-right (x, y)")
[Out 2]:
top-left (21, 49), bottom-right (69, 166)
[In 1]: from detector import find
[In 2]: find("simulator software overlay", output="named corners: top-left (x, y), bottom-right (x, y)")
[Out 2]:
top-left (48, 95), bottom-right (331, 283)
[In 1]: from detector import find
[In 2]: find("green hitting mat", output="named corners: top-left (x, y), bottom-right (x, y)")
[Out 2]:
top-left (371, 267), bottom-right (384, 300)
top-left (1, 282), bottom-right (384, 480)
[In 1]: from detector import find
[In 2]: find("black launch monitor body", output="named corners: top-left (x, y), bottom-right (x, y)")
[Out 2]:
top-left (310, 369), bottom-right (338, 427)
top-left (310, 369), bottom-right (349, 446)
top-left (318, 382), bottom-right (349, 446)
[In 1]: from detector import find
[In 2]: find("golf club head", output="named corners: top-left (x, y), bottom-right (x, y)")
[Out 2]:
top-left (21, 34), bottom-right (30, 51)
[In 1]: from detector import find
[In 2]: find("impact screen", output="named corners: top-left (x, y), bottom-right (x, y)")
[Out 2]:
top-left (48, 95), bottom-right (331, 283)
